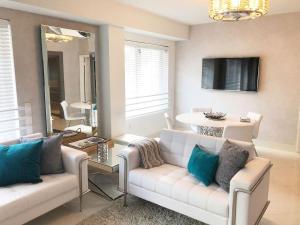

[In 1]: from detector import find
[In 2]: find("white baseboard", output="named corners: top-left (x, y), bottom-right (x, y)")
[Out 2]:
top-left (253, 139), bottom-right (296, 152)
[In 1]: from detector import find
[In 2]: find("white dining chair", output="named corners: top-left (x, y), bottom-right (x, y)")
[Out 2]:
top-left (223, 124), bottom-right (254, 142)
top-left (61, 100), bottom-right (86, 126)
top-left (247, 112), bottom-right (263, 139)
top-left (164, 112), bottom-right (173, 130)
top-left (190, 107), bottom-right (212, 133)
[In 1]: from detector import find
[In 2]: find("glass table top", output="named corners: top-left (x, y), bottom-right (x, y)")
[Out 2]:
top-left (88, 144), bottom-right (126, 169)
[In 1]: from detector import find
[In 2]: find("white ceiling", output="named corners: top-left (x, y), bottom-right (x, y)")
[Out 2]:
top-left (115, 0), bottom-right (300, 25)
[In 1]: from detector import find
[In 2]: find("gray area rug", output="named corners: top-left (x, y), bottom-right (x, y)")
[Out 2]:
top-left (78, 195), bottom-right (204, 225)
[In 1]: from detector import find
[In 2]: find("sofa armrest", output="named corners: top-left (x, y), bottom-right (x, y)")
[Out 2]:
top-left (61, 145), bottom-right (89, 194)
top-left (230, 157), bottom-right (271, 191)
top-left (118, 146), bottom-right (140, 192)
top-left (229, 157), bottom-right (272, 225)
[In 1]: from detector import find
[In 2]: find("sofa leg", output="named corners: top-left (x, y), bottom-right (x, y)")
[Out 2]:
top-left (79, 193), bottom-right (83, 212)
top-left (117, 154), bottom-right (128, 207)
top-left (123, 193), bottom-right (128, 207)
top-left (78, 157), bottom-right (89, 212)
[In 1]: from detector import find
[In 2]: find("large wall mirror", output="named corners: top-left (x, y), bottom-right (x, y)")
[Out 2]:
top-left (41, 25), bottom-right (97, 135)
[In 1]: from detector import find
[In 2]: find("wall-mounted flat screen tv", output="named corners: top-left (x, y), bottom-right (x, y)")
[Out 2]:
top-left (202, 57), bottom-right (260, 91)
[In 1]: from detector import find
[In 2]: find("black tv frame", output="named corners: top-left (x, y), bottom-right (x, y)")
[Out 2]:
top-left (201, 57), bottom-right (260, 92)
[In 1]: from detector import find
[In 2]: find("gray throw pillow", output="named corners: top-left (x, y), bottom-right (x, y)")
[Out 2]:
top-left (215, 140), bottom-right (249, 192)
top-left (21, 134), bottom-right (64, 175)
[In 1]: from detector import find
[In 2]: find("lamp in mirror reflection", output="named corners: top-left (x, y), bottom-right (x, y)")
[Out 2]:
top-left (209, 0), bottom-right (270, 21)
top-left (45, 26), bottom-right (91, 43)
top-left (45, 33), bottom-right (73, 43)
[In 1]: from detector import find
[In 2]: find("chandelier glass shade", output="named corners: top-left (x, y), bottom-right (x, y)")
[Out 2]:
top-left (209, 0), bottom-right (270, 21)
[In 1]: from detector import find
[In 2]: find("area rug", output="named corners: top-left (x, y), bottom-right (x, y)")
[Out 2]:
top-left (77, 195), bottom-right (204, 225)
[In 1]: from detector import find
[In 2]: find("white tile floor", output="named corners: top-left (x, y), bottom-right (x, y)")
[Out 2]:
top-left (259, 147), bottom-right (300, 225)
top-left (25, 147), bottom-right (300, 225)
top-left (25, 192), bottom-right (112, 225)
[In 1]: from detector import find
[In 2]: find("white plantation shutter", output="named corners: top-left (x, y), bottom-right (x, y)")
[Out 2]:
top-left (0, 19), bottom-right (20, 142)
top-left (125, 41), bottom-right (169, 118)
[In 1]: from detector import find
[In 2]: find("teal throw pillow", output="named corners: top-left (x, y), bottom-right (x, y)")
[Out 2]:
top-left (0, 140), bottom-right (43, 187)
top-left (187, 145), bottom-right (219, 186)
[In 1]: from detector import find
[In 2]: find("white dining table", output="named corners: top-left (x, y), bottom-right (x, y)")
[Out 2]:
top-left (70, 102), bottom-right (92, 110)
top-left (176, 113), bottom-right (253, 128)
top-left (70, 102), bottom-right (93, 126)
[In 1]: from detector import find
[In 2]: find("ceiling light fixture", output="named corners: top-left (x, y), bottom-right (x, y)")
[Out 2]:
top-left (209, 0), bottom-right (270, 21)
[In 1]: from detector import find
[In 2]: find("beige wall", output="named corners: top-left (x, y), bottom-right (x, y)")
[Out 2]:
top-left (2, 0), bottom-right (189, 40)
top-left (175, 13), bottom-right (300, 150)
top-left (0, 7), bottom-right (175, 138)
top-left (0, 8), bottom-right (98, 134)
top-left (98, 25), bottom-right (126, 138)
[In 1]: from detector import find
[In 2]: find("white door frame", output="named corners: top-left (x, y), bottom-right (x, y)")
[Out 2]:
top-left (79, 55), bottom-right (90, 103)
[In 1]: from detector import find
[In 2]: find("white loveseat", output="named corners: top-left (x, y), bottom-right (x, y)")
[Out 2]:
top-left (119, 129), bottom-right (272, 225)
top-left (0, 135), bottom-right (89, 225)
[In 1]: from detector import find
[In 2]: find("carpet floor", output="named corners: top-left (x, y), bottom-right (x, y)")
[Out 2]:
top-left (77, 195), bottom-right (204, 225)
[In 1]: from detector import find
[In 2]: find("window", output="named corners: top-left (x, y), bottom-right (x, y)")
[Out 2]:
top-left (0, 19), bottom-right (20, 142)
top-left (125, 41), bottom-right (169, 118)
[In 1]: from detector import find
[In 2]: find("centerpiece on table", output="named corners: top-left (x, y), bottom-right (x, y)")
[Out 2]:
top-left (203, 112), bottom-right (226, 120)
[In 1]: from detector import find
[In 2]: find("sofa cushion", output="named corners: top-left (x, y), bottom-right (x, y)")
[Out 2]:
top-left (0, 141), bottom-right (43, 187)
top-left (129, 163), bottom-right (229, 217)
top-left (216, 140), bottom-right (250, 192)
top-left (159, 129), bottom-right (256, 168)
top-left (0, 173), bottom-right (77, 223)
top-left (187, 145), bottom-right (219, 186)
top-left (21, 134), bottom-right (65, 175)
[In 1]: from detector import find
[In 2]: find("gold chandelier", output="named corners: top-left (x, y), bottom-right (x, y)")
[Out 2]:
top-left (209, 0), bottom-right (270, 21)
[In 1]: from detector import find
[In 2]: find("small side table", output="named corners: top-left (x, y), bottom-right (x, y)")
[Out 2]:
top-left (88, 144), bottom-right (125, 200)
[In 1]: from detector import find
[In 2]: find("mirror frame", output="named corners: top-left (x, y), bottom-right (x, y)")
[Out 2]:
top-left (40, 24), bottom-right (96, 134)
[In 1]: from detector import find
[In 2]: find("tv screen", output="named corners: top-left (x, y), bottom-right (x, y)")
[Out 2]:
top-left (202, 57), bottom-right (260, 91)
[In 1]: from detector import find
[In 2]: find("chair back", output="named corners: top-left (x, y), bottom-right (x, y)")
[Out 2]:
top-left (191, 107), bottom-right (212, 113)
top-left (164, 113), bottom-right (173, 130)
top-left (223, 124), bottom-right (254, 142)
top-left (60, 101), bottom-right (69, 120)
top-left (190, 107), bottom-right (212, 133)
top-left (247, 112), bottom-right (263, 139)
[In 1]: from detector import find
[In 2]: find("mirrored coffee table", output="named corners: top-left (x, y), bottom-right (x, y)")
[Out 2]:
top-left (88, 144), bottom-right (126, 200)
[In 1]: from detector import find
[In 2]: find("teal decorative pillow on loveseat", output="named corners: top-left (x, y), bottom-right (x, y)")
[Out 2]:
top-left (187, 144), bottom-right (219, 186)
top-left (0, 140), bottom-right (43, 187)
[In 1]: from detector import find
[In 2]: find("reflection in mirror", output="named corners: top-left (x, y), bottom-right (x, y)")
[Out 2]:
top-left (41, 25), bottom-right (97, 135)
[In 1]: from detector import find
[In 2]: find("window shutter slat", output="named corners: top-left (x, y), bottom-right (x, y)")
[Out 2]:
top-left (0, 19), bottom-right (20, 141)
top-left (125, 42), bottom-right (169, 119)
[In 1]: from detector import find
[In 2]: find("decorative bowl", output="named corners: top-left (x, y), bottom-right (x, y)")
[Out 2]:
top-left (203, 112), bottom-right (226, 120)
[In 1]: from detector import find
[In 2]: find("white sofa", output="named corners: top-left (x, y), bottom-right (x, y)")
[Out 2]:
top-left (0, 136), bottom-right (89, 225)
top-left (119, 129), bottom-right (272, 225)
